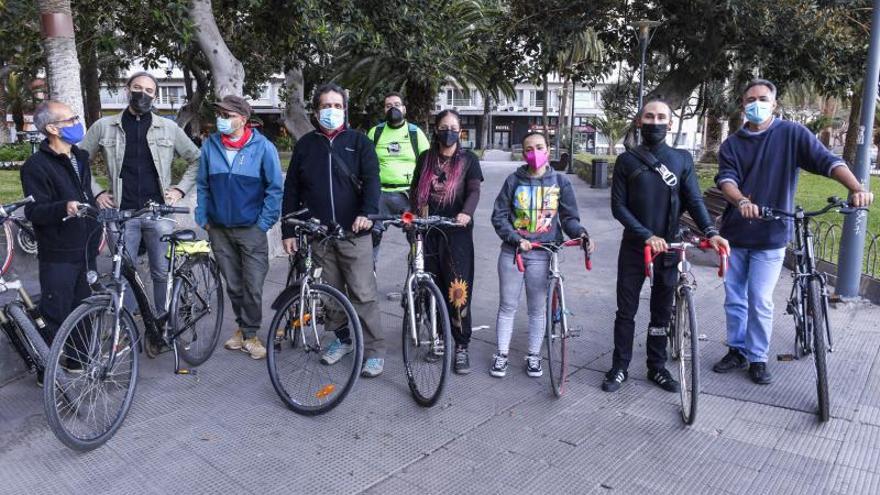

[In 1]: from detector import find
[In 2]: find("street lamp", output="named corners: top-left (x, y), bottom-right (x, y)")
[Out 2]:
top-left (634, 20), bottom-right (661, 144)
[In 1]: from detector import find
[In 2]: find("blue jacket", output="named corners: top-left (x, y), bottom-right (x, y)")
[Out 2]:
top-left (195, 129), bottom-right (283, 231)
top-left (715, 118), bottom-right (844, 249)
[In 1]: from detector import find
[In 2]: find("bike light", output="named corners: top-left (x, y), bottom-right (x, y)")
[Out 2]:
top-left (402, 211), bottom-right (414, 224)
top-left (86, 271), bottom-right (99, 285)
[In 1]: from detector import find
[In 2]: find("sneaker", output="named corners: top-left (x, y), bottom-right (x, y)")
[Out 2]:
top-left (648, 368), bottom-right (680, 393)
top-left (490, 353), bottom-right (509, 378)
top-left (242, 336), bottom-right (267, 360)
top-left (454, 347), bottom-right (471, 375)
top-left (361, 358), bottom-right (384, 378)
top-left (525, 354), bottom-right (543, 378)
top-left (712, 348), bottom-right (748, 373)
top-left (321, 339), bottom-right (354, 365)
top-left (224, 329), bottom-right (244, 351)
top-left (424, 339), bottom-right (445, 363)
top-left (749, 362), bottom-right (773, 385)
top-left (602, 368), bottom-right (628, 392)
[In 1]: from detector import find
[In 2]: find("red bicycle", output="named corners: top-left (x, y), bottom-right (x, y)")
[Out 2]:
top-left (644, 232), bottom-right (728, 424)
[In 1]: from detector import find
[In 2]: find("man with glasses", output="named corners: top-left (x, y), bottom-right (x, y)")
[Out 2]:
top-left (281, 82), bottom-right (386, 377)
top-left (603, 99), bottom-right (729, 393)
top-left (366, 92), bottom-right (430, 264)
top-left (80, 71), bottom-right (200, 315)
top-left (20, 101), bottom-right (100, 384)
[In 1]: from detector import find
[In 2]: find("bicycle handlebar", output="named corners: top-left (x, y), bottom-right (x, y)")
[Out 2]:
top-left (515, 237), bottom-right (592, 273)
top-left (65, 201), bottom-right (190, 223)
top-left (0, 196), bottom-right (34, 219)
top-left (367, 212), bottom-right (461, 230)
top-left (281, 212), bottom-right (349, 240)
top-left (643, 239), bottom-right (728, 284)
top-left (760, 196), bottom-right (868, 220)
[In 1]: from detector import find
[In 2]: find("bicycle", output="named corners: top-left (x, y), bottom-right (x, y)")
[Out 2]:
top-left (266, 210), bottom-right (364, 415)
top-left (514, 237), bottom-right (593, 397)
top-left (43, 202), bottom-right (225, 451)
top-left (644, 231), bottom-right (728, 425)
top-left (0, 196), bottom-right (55, 381)
top-left (370, 212), bottom-right (457, 407)
top-left (763, 196), bottom-right (865, 422)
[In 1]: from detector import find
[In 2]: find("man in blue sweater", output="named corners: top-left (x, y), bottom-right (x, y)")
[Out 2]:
top-left (713, 79), bottom-right (873, 384)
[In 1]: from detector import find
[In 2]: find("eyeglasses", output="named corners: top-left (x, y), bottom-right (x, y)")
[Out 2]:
top-left (50, 115), bottom-right (81, 125)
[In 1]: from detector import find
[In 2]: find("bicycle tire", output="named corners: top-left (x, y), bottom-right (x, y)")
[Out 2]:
top-left (15, 224), bottom-right (38, 256)
top-left (171, 256), bottom-right (224, 366)
top-left (43, 300), bottom-right (139, 451)
top-left (266, 283), bottom-right (363, 415)
top-left (402, 278), bottom-right (452, 407)
top-left (808, 278), bottom-right (831, 422)
top-left (6, 303), bottom-right (48, 370)
top-left (545, 277), bottom-right (567, 397)
top-left (675, 286), bottom-right (699, 425)
top-left (0, 222), bottom-right (13, 275)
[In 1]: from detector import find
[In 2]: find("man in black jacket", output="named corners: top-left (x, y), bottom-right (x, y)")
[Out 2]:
top-left (20, 101), bottom-right (100, 348)
top-left (281, 83), bottom-right (386, 377)
top-left (604, 99), bottom-right (729, 393)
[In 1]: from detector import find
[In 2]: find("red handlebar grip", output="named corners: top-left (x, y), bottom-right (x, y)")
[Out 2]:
top-left (585, 256), bottom-right (592, 271)
top-left (643, 246), bottom-right (653, 277)
top-left (718, 247), bottom-right (729, 278)
top-left (699, 239), bottom-right (712, 250)
top-left (564, 239), bottom-right (581, 247)
top-left (516, 253), bottom-right (525, 273)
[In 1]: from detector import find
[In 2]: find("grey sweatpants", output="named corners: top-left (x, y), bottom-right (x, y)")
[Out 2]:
top-left (208, 225), bottom-right (269, 339)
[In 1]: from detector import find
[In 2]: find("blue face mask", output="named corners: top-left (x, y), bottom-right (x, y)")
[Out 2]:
top-left (216, 117), bottom-right (235, 135)
top-left (744, 101), bottom-right (774, 125)
top-left (59, 122), bottom-right (85, 144)
top-left (318, 108), bottom-right (345, 130)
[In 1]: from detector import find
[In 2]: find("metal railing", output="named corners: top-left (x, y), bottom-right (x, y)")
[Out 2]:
top-left (808, 218), bottom-right (879, 279)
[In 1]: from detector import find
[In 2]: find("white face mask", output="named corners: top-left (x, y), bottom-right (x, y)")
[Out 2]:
top-left (744, 100), bottom-right (774, 125)
top-left (318, 108), bottom-right (345, 130)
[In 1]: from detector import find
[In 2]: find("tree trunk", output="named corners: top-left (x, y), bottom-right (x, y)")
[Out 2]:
top-left (189, 0), bottom-right (244, 97)
top-left (176, 64), bottom-right (207, 137)
top-left (80, 37), bottom-right (101, 127)
top-left (558, 79), bottom-right (569, 146)
top-left (481, 92), bottom-right (491, 150)
top-left (0, 67), bottom-right (10, 144)
top-left (700, 113), bottom-right (723, 162)
top-left (37, 0), bottom-right (84, 119)
top-left (819, 95), bottom-right (838, 147)
top-left (541, 72), bottom-right (549, 137)
top-left (843, 84), bottom-right (862, 165)
top-left (281, 67), bottom-right (315, 140)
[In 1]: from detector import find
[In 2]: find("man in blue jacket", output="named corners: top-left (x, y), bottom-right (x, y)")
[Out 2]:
top-left (713, 79), bottom-right (873, 384)
top-left (282, 83), bottom-right (386, 377)
top-left (195, 95), bottom-right (283, 360)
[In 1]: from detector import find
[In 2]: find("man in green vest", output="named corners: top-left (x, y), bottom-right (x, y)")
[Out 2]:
top-left (367, 92), bottom-right (431, 264)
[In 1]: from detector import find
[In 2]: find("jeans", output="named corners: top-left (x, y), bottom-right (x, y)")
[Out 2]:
top-left (723, 247), bottom-right (786, 363)
top-left (208, 225), bottom-right (270, 339)
top-left (122, 217), bottom-right (173, 314)
top-left (372, 191), bottom-right (411, 266)
top-left (494, 245), bottom-right (550, 356)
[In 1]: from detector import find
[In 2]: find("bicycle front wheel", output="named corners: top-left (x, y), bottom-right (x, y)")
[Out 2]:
top-left (674, 286), bottom-right (699, 425)
top-left (402, 279), bottom-right (452, 407)
top-left (545, 277), bottom-right (568, 397)
top-left (266, 283), bottom-right (363, 415)
top-left (171, 255), bottom-right (225, 366)
top-left (0, 222), bottom-right (13, 275)
top-left (808, 278), bottom-right (830, 422)
top-left (43, 300), bottom-right (139, 451)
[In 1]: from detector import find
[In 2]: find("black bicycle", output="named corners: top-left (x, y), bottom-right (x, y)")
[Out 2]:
top-left (266, 211), bottom-right (364, 415)
top-left (43, 202), bottom-right (224, 451)
top-left (370, 212), bottom-right (457, 407)
top-left (763, 196), bottom-right (866, 422)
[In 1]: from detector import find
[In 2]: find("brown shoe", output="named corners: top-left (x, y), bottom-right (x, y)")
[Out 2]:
top-left (242, 336), bottom-right (267, 360)
top-left (224, 329), bottom-right (244, 350)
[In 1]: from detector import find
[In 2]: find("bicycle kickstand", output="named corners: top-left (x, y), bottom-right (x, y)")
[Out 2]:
top-left (172, 341), bottom-right (199, 379)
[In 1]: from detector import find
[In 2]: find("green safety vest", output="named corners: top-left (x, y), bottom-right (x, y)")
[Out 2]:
top-left (368, 122), bottom-right (430, 192)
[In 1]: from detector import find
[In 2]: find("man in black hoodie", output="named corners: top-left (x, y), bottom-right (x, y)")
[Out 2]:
top-left (20, 101), bottom-right (99, 343)
top-left (282, 83), bottom-right (386, 377)
top-left (604, 99), bottom-right (729, 393)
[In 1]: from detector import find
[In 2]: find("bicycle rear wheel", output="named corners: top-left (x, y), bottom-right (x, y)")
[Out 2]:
top-left (0, 222), bottom-right (13, 275)
top-left (545, 277), bottom-right (568, 397)
top-left (15, 223), bottom-right (38, 256)
top-left (171, 255), bottom-right (224, 366)
top-left (43, 300), bottom-right (139, 451)
top-left (402, 279), bottom-right (452, 407)
top-left (266, 283), bottom-right (363, 415)
top-left (6, 303), bottom-right (49, 370)
top-left (674, 286), bottom-right (699, 425)
top-left (808, 278), bottom-right (830, 422)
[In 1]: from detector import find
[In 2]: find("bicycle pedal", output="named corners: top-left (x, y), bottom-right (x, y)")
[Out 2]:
top-left (776, 353), bottom-right (796, 362)
top-left (175, 368), bottom-right (198, 375)
top-left (568, 328), bottom-right (582, 338)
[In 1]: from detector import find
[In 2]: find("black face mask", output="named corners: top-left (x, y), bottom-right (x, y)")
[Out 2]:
top-left (129, 91), bottom-right (154, 114)
top-left (385, 107), bottom-right (404, 127)
top-left (437, 129), bottom-right (460, 147)
top-left (641, 123), bottom-right (668, 146)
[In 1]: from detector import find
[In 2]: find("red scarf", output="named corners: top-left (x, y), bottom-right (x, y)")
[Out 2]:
top-left (221, 125), bottom-right (253, 150)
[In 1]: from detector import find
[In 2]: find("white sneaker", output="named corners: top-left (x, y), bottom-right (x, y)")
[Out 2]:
top-left (321, 339), bottom-right (354, 365)
top-left (526, 354), bottom-right (543, 378)
top-left (490, 353), bottom-right (509, 378)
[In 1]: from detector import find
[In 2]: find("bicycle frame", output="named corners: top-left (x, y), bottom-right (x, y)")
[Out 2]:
top-left (786, 209), bottom-right (832, 354)
top-left (403, 231), bottom-right (438, 347)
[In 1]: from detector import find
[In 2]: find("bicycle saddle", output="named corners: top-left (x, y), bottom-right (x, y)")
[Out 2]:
top-left (161, 229), bottom-right (197, 243)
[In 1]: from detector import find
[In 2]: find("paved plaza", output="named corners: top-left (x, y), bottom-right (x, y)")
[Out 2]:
top-left (2, 161), bottom-right (880, 494)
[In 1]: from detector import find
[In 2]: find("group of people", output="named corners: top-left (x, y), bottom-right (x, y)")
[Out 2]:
top-left (20, 74), bottom-right (874, 393)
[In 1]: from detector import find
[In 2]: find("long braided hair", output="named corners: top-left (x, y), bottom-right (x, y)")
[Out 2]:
top-left (415, 109), bottom-right (466, 210)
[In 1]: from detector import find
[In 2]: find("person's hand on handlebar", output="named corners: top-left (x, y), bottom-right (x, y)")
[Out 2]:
top-left (95, 192), bottom-right (116, 209)
top-left (282, 238), bottom-right (298, 255)
top-left (518, 239), bottom-right (532, 252)
top-left (849, 189), bottom-right (874, 208)
top-left (737, 198), bottom-right (761, 219)
top-left (580, 231), bottom-right (596, 255)
top-left (455, 213), bottom-right (471, 226)
top-left (65, 201), bottom-right (81, 217)
top-left (352, 216), bottom-right (373, 233)
top-left (708, 234), bottom-right (730, 253)
top-left (645, 235), bottom-right (668, 253)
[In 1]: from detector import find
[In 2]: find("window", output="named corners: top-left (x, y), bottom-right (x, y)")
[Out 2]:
top-left (446, 89), bottom-right (471, 107)
top-left (534, 90), bottom-right (546, 108)
top-left (159, 85), bottom-right (186, 105)
top-left (674, 132), bottom-right (688, 146)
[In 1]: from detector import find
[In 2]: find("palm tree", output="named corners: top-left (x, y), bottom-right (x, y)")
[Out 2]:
top-left (594, 115), bottom-right (628, 156)
top-left (37, 0), bottom-right (84, 118)
top-left (553, 28), bottom-right (603, 153)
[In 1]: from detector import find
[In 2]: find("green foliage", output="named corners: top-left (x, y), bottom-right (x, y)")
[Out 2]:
top-left (0, 143), bottom-right (31, 162)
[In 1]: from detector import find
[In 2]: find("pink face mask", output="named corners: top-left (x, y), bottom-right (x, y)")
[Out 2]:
top-left (525, 149), bottom-right (549, 170)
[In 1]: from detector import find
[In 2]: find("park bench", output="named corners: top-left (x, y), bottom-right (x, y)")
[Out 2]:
top-left (681, 186), bottom-right (727, 233)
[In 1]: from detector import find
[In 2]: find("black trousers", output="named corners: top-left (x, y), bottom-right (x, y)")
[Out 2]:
top-left (38, 260), bottom-right (93, 341)
top-left (612, 240), bottom-right (677, 371)
top-left (424, 225), bottom-right (475, 349)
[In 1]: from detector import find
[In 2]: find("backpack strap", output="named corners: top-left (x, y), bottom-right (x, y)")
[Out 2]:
top-left (408, 123), bottom-right (420, 158)
top-left (371, 123), bottom-right (385, 147)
